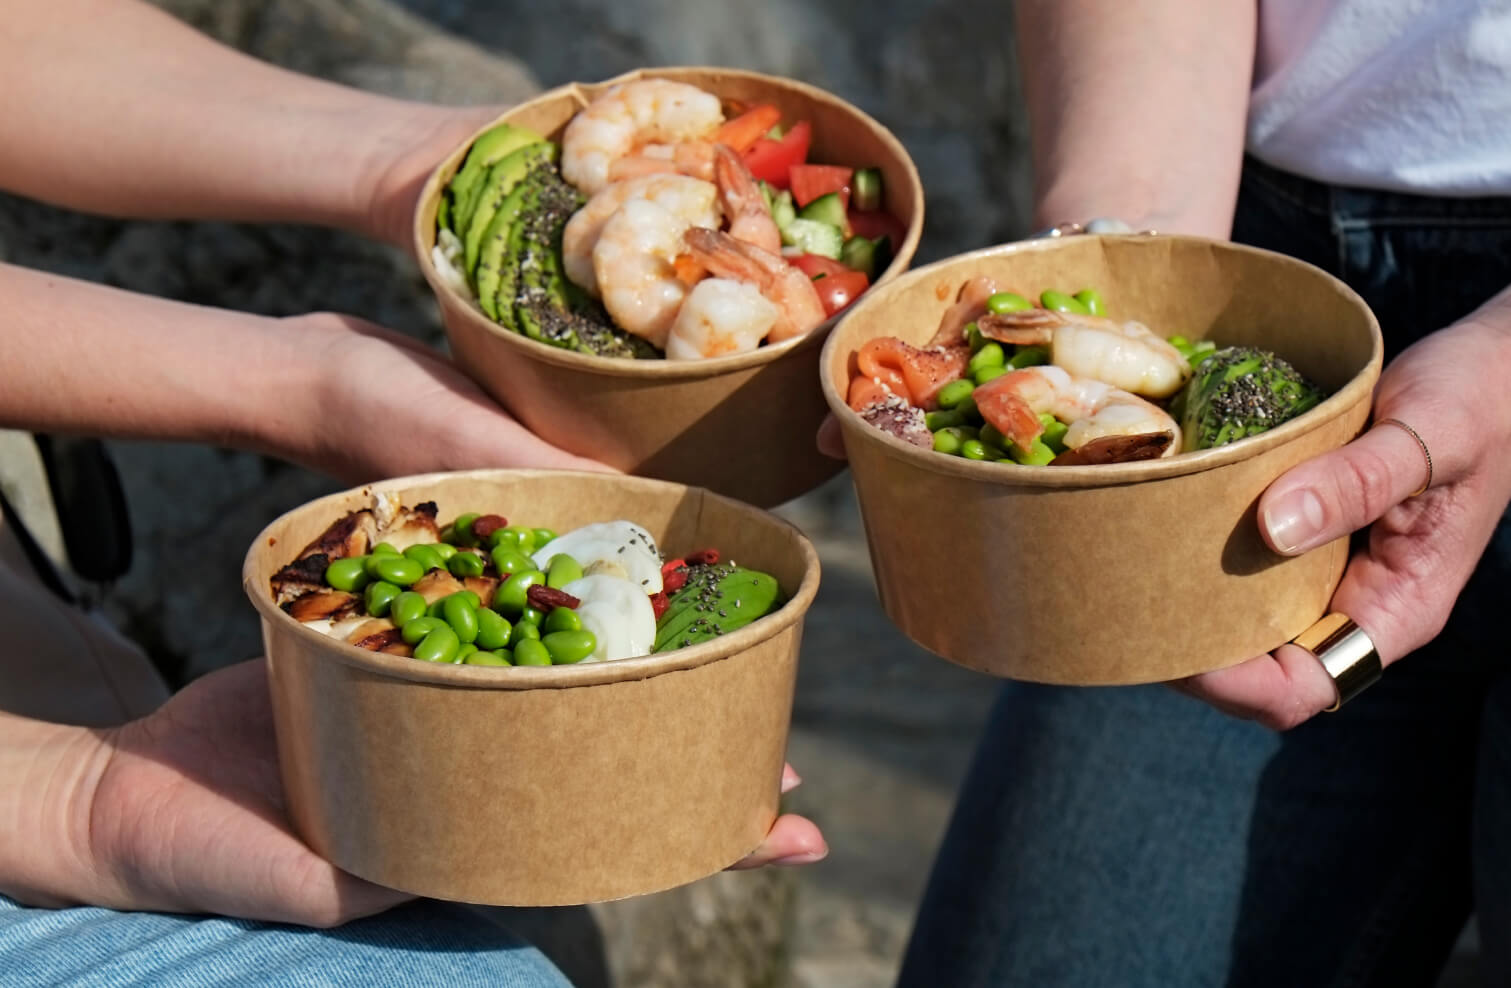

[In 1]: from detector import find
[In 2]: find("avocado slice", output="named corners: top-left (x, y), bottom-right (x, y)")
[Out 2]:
top-left (447, 123), bottom-right (547, 235)
top-left (473, 166), bottom-right (547, 323)
top-left (462, 142), bottom-right (556, 280)
top-left (653, 565), bottom-right (783, 652)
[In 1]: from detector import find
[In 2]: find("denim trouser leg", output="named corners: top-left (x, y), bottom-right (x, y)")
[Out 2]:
top-left (898, 161), bottom-right (1511, 987)
top-left (0, 896), bottom-right (572, 987)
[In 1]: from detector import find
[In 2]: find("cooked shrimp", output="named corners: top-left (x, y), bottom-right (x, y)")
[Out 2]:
top-left (562, 174), bottom-right (720, 297)
top-left (665, 278), bottom-right (780, 360)
top-left (560, 80), bottom-right (724, 196)
top-left (592, 198), bottom-right (699, 348)
top-left (978, 308), bottom-right (1192, 399)
top-left (681, 227), bottom-right (826, 343)
top-left (713, 144), bottom-right (781, 253)
top-left (927, 276), bottom-right (999, 346)
top-left (973, 364), bottom-right (1181, 459)
top-left (606, 142), bottom-right (718, 186)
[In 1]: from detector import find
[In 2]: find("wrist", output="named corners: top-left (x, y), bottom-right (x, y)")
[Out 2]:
top-left (0, 713), bottom-right (114, 908)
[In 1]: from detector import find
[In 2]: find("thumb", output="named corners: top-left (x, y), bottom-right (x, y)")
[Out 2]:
top-left (1259, 418), bottom-right (1433, 555)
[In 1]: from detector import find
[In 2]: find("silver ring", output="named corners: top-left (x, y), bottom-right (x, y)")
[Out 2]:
top-left (1292, 612), bottom-right (1382, 712)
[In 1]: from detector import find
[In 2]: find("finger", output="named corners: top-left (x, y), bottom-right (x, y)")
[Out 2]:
top-left (816, 413), bottom-right (848, 461)
top-left (1172, 643), bottom-right (1340, 731)
top-left (725, 815), bottom-right (828, 870)
top-left (1258, 418), bottom-right (1434, 556)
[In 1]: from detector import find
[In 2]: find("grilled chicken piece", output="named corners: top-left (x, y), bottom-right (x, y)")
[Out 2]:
top-left (283, 589), bottom-right (361, 622)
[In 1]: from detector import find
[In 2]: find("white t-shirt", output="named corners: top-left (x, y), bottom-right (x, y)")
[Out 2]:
top-left (1247, 0), bottom-right (1511, 195)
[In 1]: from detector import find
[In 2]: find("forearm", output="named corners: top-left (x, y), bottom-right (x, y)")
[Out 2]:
top-left (0, 262), bottom-right (320, 457)
top-left (0, 712), bottom-right (109, 907)
top-left (1015, 0), bottom-right (1257, 238)
top-left (0, 0), bottom-right (490, 247)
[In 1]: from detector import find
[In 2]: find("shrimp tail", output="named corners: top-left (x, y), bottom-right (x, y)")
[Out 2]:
top-left (1049, 432), bottom-right (1174, 465)
top-left (975, 310), bottom-right (1060, 346)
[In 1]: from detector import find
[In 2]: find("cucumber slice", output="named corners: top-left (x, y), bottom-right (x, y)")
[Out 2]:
top-left (851, 167), bottom-right (884, 212)
top-left (770, 188), bottom-right (797, 233)
top-left (781, 218), bottom-right (844, 259)
top-left (840, 234), bottom-right (892, 279)
top-left (798, 191), bottom-right (847, 229)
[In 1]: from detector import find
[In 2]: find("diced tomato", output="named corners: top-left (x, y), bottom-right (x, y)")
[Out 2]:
top-left (847, 208), bottom-right (908, 250)
top-left (807, 266), bottom-right (870, 317)
top-left (790, 164), bottom-right (854, 208)
top-left (713, 104), bottom-right (784, 153)
top-left (743, 120), bottom-right (811, 188)
top-left (789, 253), bottom-right (852, 280)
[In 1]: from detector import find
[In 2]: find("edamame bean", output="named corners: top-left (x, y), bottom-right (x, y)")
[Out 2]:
top-left (364, 580), bottom-right (402, 618)
top-left (465, 648), bottom-right (512, 666)
top-left (450, 513), bottom-right (481, 548)
top-left (325, 556), bottom-right (371, 592)
top-left (432, 542), bottom-right (458, 562)
top-left (1040, 290), bottom-right (1089, 315)
top-left (448, 551), bottom-right (486, 578)
top-left (501, 526), bottom-right (537, 553)
top-left (543, 606), bottom-right (582, 633)
top-left (1008, 345), bottom-right (1050, 369)
top-left (373, 554), bottom-right (424, 587)
top-left (965, 322), bottom-right (985, 353)
top-left (402, 544), bottom-right (445, 573)
top-left (490, 546), bottom-right (534, 576)
top-left (1009, 437), bottom-right (1057, 466)
top-left (956, 396), bottom-right (979, 420)
top-left (363, 554), bottom-right (391, 579)
top-left (1041, 419), bottom-right (1070, 452)
top-left (475, 608), bottom-right (513, 650)
top-left (492, 569), bottom-right (544, 615)
top-left (932, 429), bottom-right (963, 455)
top-left (414, 625), bottom-right (460, 664)
top-left (979, 423), bottom-right (1009, 450)
top-left (512, 639), bottom-right (551, 666)
top-left (543, 629), bottom-right (597, 665)
top-left (388, 591), bottom-right (427, 628)
top-left (936, 378), bottom-right (975, 410)
top-left (518, 606), bottom-right (545, 626)
top-left (546, 554), bottom-right (583, 590)
top-left (925, 409), bottom-right (965, 432)
top-left (442, 593), bottom-right (479, 644)
top-left (986, 291), bottom-right (1032, 314)
top-left (454, 643), bottom-right (477, 664)
top-left (1074, 288), bottom-right (1105, 316)
top-left (974, 365), bottom-right (1008, 386)
top-left (961, 439), bottom-right (993, 461)
top-left (1167, 334), bottom-right (1190, 348)
top-left (967, 343), bottom-right (1005, 379)
top-left (401, 616), bottom-right (448, 646)
top-left (532, 528), bottom-right (557, 547)
top-left (513, 620), bottom-right (541, 641)
top-left (371, 542), bottom-right (400, 556)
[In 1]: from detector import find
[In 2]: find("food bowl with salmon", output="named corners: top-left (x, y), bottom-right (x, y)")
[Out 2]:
top-left (414, 66), bottom-right (925, 508)
top-left (821, 234), bottom-right (1383, 684)
top-left (243, 469), bottom-right (820, 906)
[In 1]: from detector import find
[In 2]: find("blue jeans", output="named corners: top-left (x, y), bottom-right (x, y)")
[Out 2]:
top-left (0, 895), bottom-right (571, 987)
top-left (898, 158), bottom-right (1511, 987)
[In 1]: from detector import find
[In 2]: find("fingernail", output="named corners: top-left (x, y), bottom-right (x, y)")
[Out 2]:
top-left (770, 848), bottom-right (829, 867)
top-left (1263, 488), bottom-right (1326, 554)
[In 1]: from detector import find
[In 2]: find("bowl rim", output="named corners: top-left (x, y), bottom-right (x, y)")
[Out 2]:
top-left (242, 469), bottom-right (822, 690)
top-left (819, 233), bottom-right (1386, 487)
top-left (411, 64), bottom-right (926, 381)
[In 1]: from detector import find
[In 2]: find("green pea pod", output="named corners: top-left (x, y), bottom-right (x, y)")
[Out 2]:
top-left (388, 591), bottom-right (428, 628)
top-left (325, 556), bottom-right (371, 592)
top-left (364, 581), bottom-right (402, 618)
top-left (414, 626), bottom-right (461, 663)
top-left (475, 607), bottom-right (513, 650)
top-left (448, 551), bottom-right (486, 578)
top-left (542, 629), bottom-right (598, 665)
top-left (492, 569), bottom-right (544, 615)
top-left (442, 593), bottom-right (479, 644)
top-left (543, 606), bottom-right (582, 633)
top-left (513, 639), bottom-right (552, 666)
top-left (401, 616), bottom-right (448, 646)
top-left (986, 291), bottom-right (1032, 314)
top-left (1040, 290), bottom-right (1088, 315)
top-left (546, 554), bottom-right (584, 590)
top-left (1074, 288), bottom-right (1105, 316)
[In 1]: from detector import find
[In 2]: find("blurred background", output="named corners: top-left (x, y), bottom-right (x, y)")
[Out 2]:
top-left (0, 1), bottom-right (1032, 984)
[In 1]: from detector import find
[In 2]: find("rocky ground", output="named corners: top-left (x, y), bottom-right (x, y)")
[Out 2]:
top-left (0, 0), bottom-right (1482, 984)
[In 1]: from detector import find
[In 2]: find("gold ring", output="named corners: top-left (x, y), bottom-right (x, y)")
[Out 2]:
top-left (1293, 612), bottom-right (1382, 712)
top-left (1375, 417), bottom-right (1433, 497)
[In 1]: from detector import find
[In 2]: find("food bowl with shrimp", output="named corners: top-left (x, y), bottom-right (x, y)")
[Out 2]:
top-left (414, 66), bottom-right (924, 509)
top-left (821, 234), bottom-right (1383, 684)
top-left (243, 468), bottom-right (820, 906)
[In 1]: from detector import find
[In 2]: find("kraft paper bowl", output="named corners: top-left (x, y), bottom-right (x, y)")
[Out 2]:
top-left (243, 469), bottom-right (820, 906)
top-left (414, 66), bottom-right (924, 508)
top-left (820, 235), bottom-right (1384, 684)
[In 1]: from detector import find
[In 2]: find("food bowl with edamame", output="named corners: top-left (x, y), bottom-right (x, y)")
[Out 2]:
top-left (412, 66), bottom-right (924, 509)
top-left (243, 468), bottom-right (819, 906)
top-left (821, 234), bottom-right (1383, 684)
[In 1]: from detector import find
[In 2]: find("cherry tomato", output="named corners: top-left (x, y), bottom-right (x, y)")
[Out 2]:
top-left (789, 253), bottom-right (853, 280)
top-left (805, 265), bottom-right (870, 317)
top-left (846, 208), bottom-right (908, 250)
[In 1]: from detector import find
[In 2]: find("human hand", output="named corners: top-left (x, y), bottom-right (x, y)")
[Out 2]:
top-left (816, 413), bottom-right (847, 461)
top-left (1174, 318), bottom-right (1511, 729)
top-left (264, 311), bottom-right (613, 484)
top-left (363, 105), bottom-right (503, 252)
top-left (726, 764), bottom-right (829, 870)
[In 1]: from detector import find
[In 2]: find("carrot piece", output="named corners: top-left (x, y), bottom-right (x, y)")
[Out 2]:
top-left (714, 104), bottom-right (784, 153)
